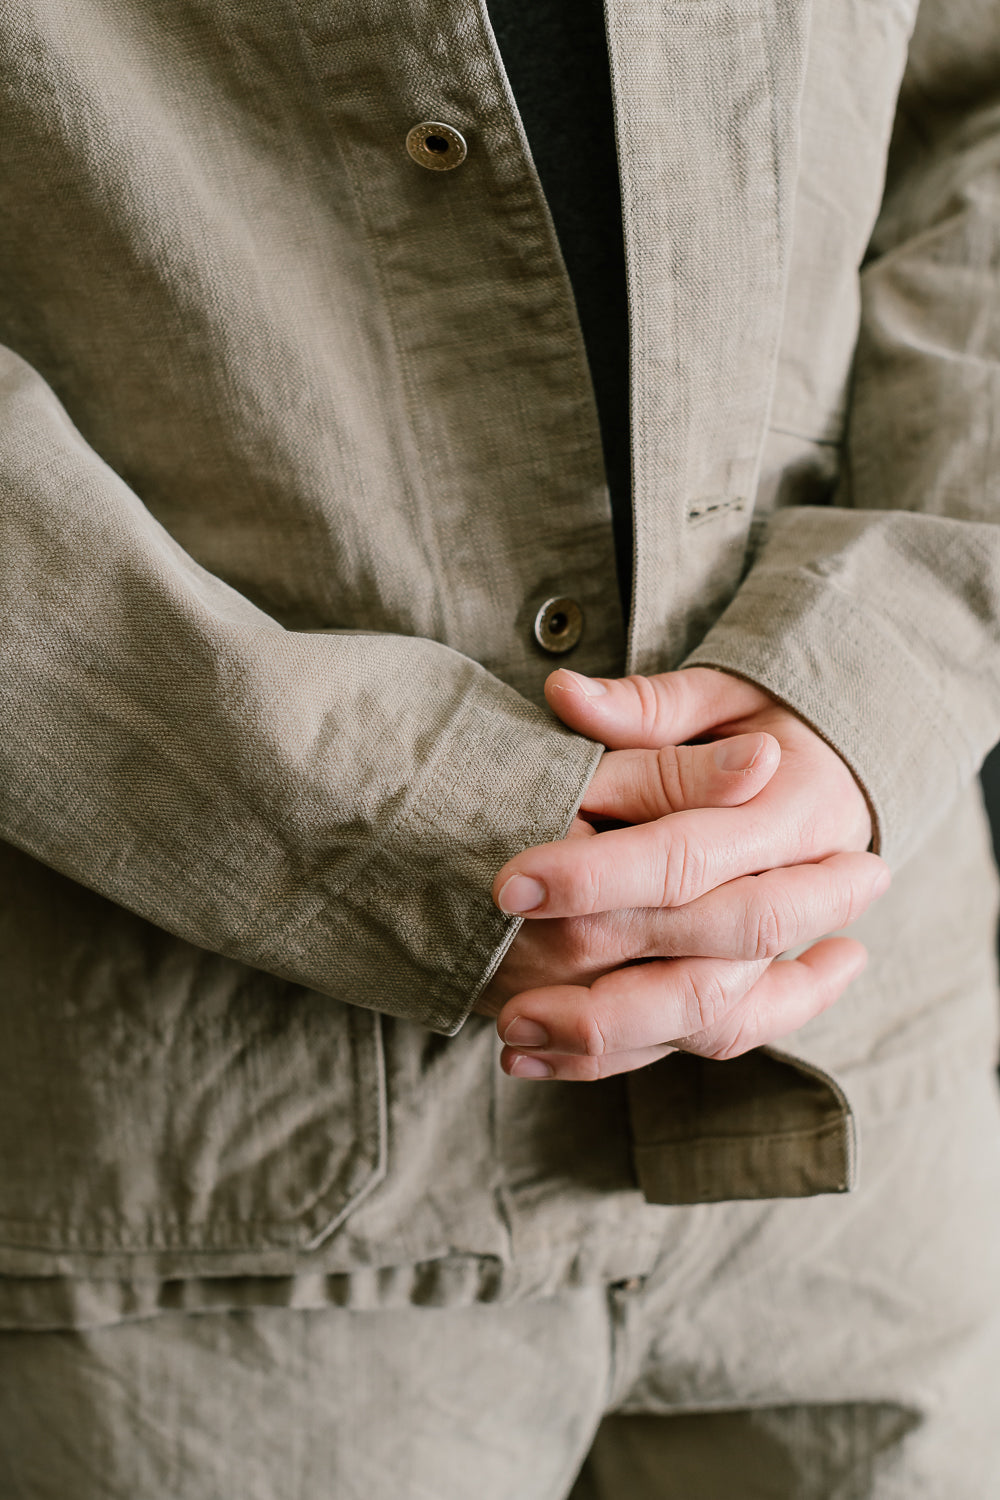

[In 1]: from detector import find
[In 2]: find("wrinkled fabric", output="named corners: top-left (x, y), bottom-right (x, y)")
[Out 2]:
top-left (3, 1069), bottom-right (1000, 1496)
top-left (0, 0), bottom-right (998, 1327)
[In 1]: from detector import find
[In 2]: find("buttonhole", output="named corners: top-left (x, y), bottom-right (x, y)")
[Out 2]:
top-left (548, 612), bottom-right (568, 635)
top-left (425, 135), bottom-right (450, 153)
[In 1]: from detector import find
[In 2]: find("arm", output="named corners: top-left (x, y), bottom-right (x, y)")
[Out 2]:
top-left (683, 0), bottom-right (1000, 869)
top-left (0, 345), bottom-right (599, 1034)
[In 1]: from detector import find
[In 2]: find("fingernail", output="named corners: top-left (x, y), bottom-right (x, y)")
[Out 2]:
top-left (509, 1054), bottom-right (553, 1079)
top-left (871, 867), bottom-right (891, 898)
top-left (503, 1017), bottom-right (550, 1048)
top-left (497, 875), bottom-right (547, 914)
top-left (713, 735), bottom-right (762, 773)
top-left (559, 670), bottom-right (607, 698)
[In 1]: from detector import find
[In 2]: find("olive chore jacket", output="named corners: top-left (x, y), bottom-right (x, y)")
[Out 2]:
top-left (1, 0), bottom-right (999, 1327)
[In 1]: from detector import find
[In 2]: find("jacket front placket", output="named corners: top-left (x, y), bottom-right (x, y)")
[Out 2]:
top-left (603, 0), bottom-right (858, 1202)
top-left (295, 0), bottom-right (627, 699)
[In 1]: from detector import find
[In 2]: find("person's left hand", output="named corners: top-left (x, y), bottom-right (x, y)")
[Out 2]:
top-left (488, 666), bottom-right (880, 1080)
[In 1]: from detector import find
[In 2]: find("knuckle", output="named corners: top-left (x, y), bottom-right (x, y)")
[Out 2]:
top-left (684, 969), bottom-right (730, 1034)
top-left (661, 835), bottom-right (706, 907)
top-left (654, 746), bottom-right (684, 813)
top-left (629, 673), bottom-right (670, 743)
top-left (572, 1010), bottom-right (609, 1058)
top-left (746, 891), bottom-right (790, 960)
top-left (702, 1021), bottom-right (754, 1062)
top-left (664, 745), bottom-right (701, 810)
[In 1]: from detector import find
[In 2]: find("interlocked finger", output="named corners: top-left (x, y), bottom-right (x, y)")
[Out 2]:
top-left (495, 799), bottom-right (793, 918)
top-left (545, 665), bottom-right (771, 751)
top-left (623, 852), bottom-right (889, 962)
top-left (498, 937), bottom-right (867, 1080)
top-left (581, 732), bottom-right (780, 824)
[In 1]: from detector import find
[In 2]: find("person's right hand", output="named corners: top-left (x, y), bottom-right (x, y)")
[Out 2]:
top-left (476, 720), bottom-right (889, 1077)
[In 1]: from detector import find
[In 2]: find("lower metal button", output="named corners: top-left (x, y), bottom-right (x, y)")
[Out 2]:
top-left (533, 596), bottom-right (584, 654)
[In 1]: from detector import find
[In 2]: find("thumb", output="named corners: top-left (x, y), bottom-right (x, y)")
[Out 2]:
top-left (545, 666), bottom-right (772, 749)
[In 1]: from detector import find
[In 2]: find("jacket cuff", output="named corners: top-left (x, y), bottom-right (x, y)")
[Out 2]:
top-left (313, 702), bottom-right (603, 1036)
top-left (682, 510), bottom-right (988, 869)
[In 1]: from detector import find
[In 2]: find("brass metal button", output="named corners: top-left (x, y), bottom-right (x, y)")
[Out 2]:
top-left (405, 121), bottom-right (468, 172)
top-left (533, 596), bottom-right (584, 654)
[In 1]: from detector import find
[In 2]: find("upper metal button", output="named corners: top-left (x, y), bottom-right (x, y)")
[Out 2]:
top-left (406, 122), bottom-right (468, 172)
top-left (533, 597), bottom-right (584, 655)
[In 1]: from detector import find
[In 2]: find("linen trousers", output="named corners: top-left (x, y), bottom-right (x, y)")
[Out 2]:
top-left (2, 1069), bottom-right (999, 1500)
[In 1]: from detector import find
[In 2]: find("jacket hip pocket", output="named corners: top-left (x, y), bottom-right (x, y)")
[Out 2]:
top-left (0, 849), bottom-right (387, 1266)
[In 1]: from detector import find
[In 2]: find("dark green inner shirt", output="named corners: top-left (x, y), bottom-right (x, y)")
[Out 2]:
top-left (486, 0), bottom-right (633, 610)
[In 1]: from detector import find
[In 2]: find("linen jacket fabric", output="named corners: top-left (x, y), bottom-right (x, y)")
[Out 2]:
top-left (1, 0), bottom-right (999, 1328)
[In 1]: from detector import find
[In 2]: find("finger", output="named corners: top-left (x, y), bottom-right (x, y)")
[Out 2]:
top-left (672, 938), bottom-right (867, 1060)
top-left (627, 852), bottom-right (890, 961)
top-left (497, 939), bottom-right (866, 1079)
top-left (581, 726), bottom-right (785, 822)
top-left (545, 665), bottom-right (770, 750)
top-left (487, 853), bottom-right (886, 1011)
top-left (581, 733), bottom-right (780, 824)
top-left (498, 956), bottom-right (771, 1061)
top-left (494, 801), bottom-right (789, 918)
top-left (501, 1042), bottom-right (675, 1082)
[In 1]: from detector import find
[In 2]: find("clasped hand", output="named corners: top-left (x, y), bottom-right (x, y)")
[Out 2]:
top-left (476, 667), bottom-right (889, 1080)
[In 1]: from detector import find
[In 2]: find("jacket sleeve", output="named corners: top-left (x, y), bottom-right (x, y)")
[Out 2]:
top-left (684, 0), bottom-right (1000, 870)
top-left (0, 345), bottom-right (600, 1034)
